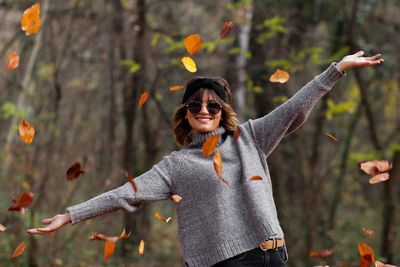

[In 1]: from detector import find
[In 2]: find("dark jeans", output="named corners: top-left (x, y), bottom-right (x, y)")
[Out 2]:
top-left (212, 246), bottom-right (287, 267)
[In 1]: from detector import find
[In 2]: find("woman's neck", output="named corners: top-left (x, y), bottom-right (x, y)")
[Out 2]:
top-left (188, 127), bottom-right (226, 148)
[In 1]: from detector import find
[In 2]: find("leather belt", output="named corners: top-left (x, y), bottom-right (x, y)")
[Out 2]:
top-left (259, 238), bottom-right (284, 251)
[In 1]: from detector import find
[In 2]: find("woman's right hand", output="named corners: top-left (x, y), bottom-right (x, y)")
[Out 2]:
top-left (26, 213), bottom-right (71, 235)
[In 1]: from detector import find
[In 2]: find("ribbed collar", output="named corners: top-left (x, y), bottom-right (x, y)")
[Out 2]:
top-left (188, 127), bottom-right (226, 148)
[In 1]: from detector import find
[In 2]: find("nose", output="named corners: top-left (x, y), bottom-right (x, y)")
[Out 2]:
top-left (199, 103), bottom-right (209, 114)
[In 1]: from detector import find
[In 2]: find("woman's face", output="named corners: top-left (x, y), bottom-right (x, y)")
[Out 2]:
top-left (185, 90), bottom-right (222, 134)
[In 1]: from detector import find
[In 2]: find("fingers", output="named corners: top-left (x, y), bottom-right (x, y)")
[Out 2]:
top-left (41, 218), bottom-right (53, 225)
top-left (368, 54), bottom-right (382, 61)
top-left (26, 228), bottom-right (52, 235)
top-left (355, 50), bottom-right (365, 57)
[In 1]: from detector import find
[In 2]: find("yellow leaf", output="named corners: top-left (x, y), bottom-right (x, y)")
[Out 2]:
top-left (269, 68), bottom-right (290, 83)
top-left (138, 240), bottom-right (145, 256)
top-left (21, 3), bottom-right (42, 36)
top-left (181, 57), bottom-right (197, 73)
top-left (18, 119), bottom-right (35, 144)
top-left (184, 34), bottom-right (203, 56)
top-left (171, 194), bottom-right (182, 203)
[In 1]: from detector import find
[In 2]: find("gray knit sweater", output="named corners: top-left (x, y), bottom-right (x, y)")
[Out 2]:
top-left (67, 63), bottom-right (344, 266)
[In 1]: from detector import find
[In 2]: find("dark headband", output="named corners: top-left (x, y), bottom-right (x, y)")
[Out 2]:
top-left (181, 78), bottom-right (226, 104)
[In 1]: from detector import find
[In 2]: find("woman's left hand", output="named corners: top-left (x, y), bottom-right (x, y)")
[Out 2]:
top-left (336, 51), bottom-right (384, 72)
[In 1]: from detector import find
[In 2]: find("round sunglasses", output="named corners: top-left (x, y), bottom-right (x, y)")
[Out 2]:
top-left (186, 101), bottom-right (222, 115)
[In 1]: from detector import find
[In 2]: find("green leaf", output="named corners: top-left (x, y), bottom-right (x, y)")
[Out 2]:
top-left (226, 0), bottom-right (250, 10)
top-left (120, 60), bottom-right (141, 73)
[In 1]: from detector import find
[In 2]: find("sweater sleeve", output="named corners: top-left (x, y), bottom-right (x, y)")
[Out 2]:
top-left (66, 153), bottom-right (178, 224)
top-left (245, 63), bottom-right (345, 157)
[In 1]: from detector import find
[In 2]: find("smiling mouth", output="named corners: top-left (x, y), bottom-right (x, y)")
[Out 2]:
top-left (195, 117), bottom-right (213, 122)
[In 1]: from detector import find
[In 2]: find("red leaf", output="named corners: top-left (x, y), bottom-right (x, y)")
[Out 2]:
top-left (232, 127), bottom-right (240, 144)
top-left (125, 172), bottom-right (137, 192)
top-left (66, 162), bottom-right (85, 180)
top-left (246, 176), bottom-right (263, 182)
top-left (155, 212), bottom-right (171, 223)
top-left (220, 21), bottom-right (235, 39)
top-left (363, 227), bottom-right (375, 236)
top-left (8, 192), bottom-right (34, 213)
top-left (310, 249), bottom-right (332, 258)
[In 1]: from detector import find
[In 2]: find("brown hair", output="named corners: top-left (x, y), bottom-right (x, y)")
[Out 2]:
top-left (172, 77), bottom-right (239, 146)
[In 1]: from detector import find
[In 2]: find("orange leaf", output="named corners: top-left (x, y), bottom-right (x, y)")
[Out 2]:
top-left (7, 52), bottom-right (20, 70)
top-left (247, 176), bottom-right (263, 182)
top-left (309, 249), bottom-right (332, 258)
top-left (171, 194), bottom-right (182, 203)
top-left (269, 68), bottom-right (290, 83)
top-left (213, 149), bottom-right (222, 179)
top-left (220, 21), bottom-right (235, 39)
top-left (18, 119), bottom-right (35, 144)
top-left (369, 173), bottom-right (389, 184)
top-left (359, 243), bottom-right (375, 267)
top-left (21, 3), bottom-right (42, 36)
top-left (363, 227), bottom-right (375, 236)
top-left (8, 192), bottom-right (34, 213)
top-left (119, 228), bottom-right (131, 240)
top-left (0, 223), bottom-right (6, 232)
top-left (359, 160), bottom-right (392, 184)
top-left (232, 127), bottom-right (240, 144)
top-left (11, 241), bottom-right (25, 258)
top-left (324, 133), bottom-right (338, 141)
top-left (155, 212), bottom-right (171, 223)
top-left (184, 34), bottom-right (203, 56)
top-left (181, 56), bottom-right (197, 73)
top-left (138, 92), bottom-right (149, 107)
top-left (66, 162), bottom-right (85, 181)
top-left (170, 85), bottom-right (184, 91)
top-left (104, 241), bottom-right (115, 261)
top-left (203, 134), bottom-right (220, 157)
top-left (138, 240), bottom-right (145, 256)
top-left (125, 172), bottom-right (137, 192)
top-left (89, 228), bottom-right (131, 243)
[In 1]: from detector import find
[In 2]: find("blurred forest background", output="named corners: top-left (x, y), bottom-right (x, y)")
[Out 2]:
top-left (0, 0), bottom-right (399, 266)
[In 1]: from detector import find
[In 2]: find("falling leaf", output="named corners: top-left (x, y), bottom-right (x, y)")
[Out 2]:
top-left (359, 160), bottom-right (392, 184)
top-left (21, 3), bottom-right (42, 36)
top-left (181, 56), bottom-right (197, 73)
top-left (310, 249), bottom-right (332, 258)
top-left (138, 92), bottom-right (149, 107)
top-left (125, 172), bottom-right (137, 192)
top-left (247, 176), bottom-right (263, 182)
top-left (363, 228), bottom-right (375, 236)
top-left (184, 34), bottom-right (203, 56)
top-left (0, 224), bottom-right (6, 232)
top-left (203, 134), bottom-right (220, 157)
top-left (89, 228), bottom-right (131, 243)
top-left (7, 52), bottom-right (20, 70)
top-left (232, 127), bottom-right (240, 144)
top-left (66, 162), bottom-right (85, 181)
top-left (138, 240), bottom-right (145, 256)
top-left (171, 195), bottom-right (182, 203)
top-left (18, 119), bottom-right (35, 144)
top-left (269, 68), bottom-right (290, 83)
top-left (359, 243), bottom-right (375, 267)
top-left (8, 192), bottom-right (34, 213)
top-left (375, 260), bottom-right (397, 267)
top-left (213, 149), bottom-right (222, 180)
top-left (220, 21), bottom-right (235, 39)
top-left (104, 241), bottom-right (115, 261)
top-left (325, 133), bottom-right (338, 141)
top-left (155, 212), bottom-right (171, 223)
top-left (11, 241), bottom-right (25, 258)
top-left (170, 85), bottom-right (185, 91)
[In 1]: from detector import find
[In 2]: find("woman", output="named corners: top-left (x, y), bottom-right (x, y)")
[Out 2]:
top-left (28, 51), bottom-right (383, 267)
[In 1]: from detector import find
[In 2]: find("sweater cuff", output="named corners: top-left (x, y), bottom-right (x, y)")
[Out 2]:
top-left (317, 62), bottom-right (346, 90)
top-left (66, 202), bottom-right (94, 225)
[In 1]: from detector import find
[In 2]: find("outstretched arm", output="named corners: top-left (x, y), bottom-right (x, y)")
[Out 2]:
top-left (336, 51), bottom-right (383, 72)
top-left (27, 213), bottom-right (71, 235)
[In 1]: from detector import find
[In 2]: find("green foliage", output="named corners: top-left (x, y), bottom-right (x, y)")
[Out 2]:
top-left (202, 38), bottom-right (234, 53)
top-left (228, 47), bottom-right (251, 58)
top-left (273, 95), bottom-right (288, 104)
top-left (226, 0), bottom-right (250, 10)
top-left (256, 16), bottom-right (288, 44)
top-left (1, 102), bottom-right (28, 119)
top-left (348, 151), bottom-right (382, 164)
top-left (120, 59), bottom-right (141, 73)
top-left (37, 62), bottom-right (55, 81)
top-left (326, 98), bottom-right (357, 120)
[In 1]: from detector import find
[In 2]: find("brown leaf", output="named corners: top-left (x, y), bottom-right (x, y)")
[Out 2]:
top-left (11, 241), bottom-right (25, 258)
top-left (184, 34), bottom-right (203, 56)
top-left (220, 21), bottom-right (235, 39)
top-left (8, 192), bottom-right (34, 213)
top-left (324, 133), bottom-right (338, 141)
top-left (138, 240), bottom-right (145, 256)
top-left (181, 56), bottom-right (197, 73)
top-left (104, 241), bottom-right (115, 261)
top-left (309, 249), bottom-right (332, 258)
top-left (203, 134), bottom-right (220, 157)
top-left (213, 149), bottom-right (222, 179)
top-left (18, 119), bottom-right (35, 144)
top-left (66, 162), bottom-right (85, 181)
top-left (363, 227), bottom-right (375, 236)
top-left (359, 160), bottom-right (392, 184)
top-left (0, 223), bottom-right (6, 232)
top-left (269, 68), bottom-right (290, 83)
top-left (247, 176), bottom-right (263, 182)
top-left (7, 52), bottom-right (20, 70)
top-left (170, 85), bottom-right (184, 91)
top-left (359, 243), bottom-right (375, 267)
top-left (125, 172), bottom-right (137, 192)
top-left (232, 127), bottom-right (240, 144)
top-left (171, 195), bottom-right (182, 203)
top-left (138, 92), bottom-right (149, 107)
top-left (89, 228), bottom-right (131, 243)
top-left (155, 212), bottom-right (171, 223)
top-left (119, 228), bottom-right (131, 240)
top-left (21, 3), bottom-right (42, 36)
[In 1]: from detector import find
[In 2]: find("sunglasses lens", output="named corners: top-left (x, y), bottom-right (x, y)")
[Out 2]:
top-left (207, 102), bottom-right (221, 114)
top-left (187, 101), bottom-right (202, 114)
